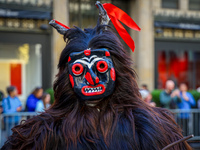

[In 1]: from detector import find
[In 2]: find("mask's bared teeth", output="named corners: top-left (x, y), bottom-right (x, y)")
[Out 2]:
top-left (83, 85), bottom-right (104, 93)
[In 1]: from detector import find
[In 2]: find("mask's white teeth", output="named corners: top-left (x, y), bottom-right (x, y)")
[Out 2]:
top-left (84, 87), bottom-right (103, 93)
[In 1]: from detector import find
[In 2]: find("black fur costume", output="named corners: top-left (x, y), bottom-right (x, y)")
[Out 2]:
top-left (1, 2), bottom-right (191, 150)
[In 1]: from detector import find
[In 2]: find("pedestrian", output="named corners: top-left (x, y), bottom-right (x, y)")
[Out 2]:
top-left (26, 87), bottom-right (43, 112)
top-left (177, 83), bottom-right (196, 110)
top-left (2, 86), bottom-right (22, 135)
top-left (176, 83), bottom-right (196, 135)
top-left (0, 90), bottom-right (4, 114)
top-left (141, 84), bottom-right (149, 92)
top-left (160, 80), bottom-right (181, 109)
top-left (35, 93), bottom-right (51, 113)
top-left (139, 90), bottom-right (156, 107)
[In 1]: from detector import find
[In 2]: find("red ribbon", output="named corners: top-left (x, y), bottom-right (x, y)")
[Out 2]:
top-left (102, 3), bottom-right (141, 52)
top-left (53, 19), bottom-right (70, 29)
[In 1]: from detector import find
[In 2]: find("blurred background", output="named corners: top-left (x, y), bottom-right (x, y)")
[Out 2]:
top-left (0, 0), bottom-right (200, 148)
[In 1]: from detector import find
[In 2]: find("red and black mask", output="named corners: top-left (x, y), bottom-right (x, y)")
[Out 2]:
top-left (68, 48), bottom-right (116, 100)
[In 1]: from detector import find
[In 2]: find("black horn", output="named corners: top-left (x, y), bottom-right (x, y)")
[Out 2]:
top-left (96, 1), bottom-right (110, 26)
top-left (49, 19), bottom-right (69, 35)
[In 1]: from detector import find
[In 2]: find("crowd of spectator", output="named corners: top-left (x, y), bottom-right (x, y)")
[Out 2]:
top-left (160, 80), bottom-right (196, 110)
top-left (139, 80), bottom-right (199, 110)
top-left (0, 86), bottom-right (51, 114)
top-left (0, 86), bottom-right (50, 137)
top-left (0, 82), bottom-right (199, 137)
top-left (1, 82), bottom-right (200, 114)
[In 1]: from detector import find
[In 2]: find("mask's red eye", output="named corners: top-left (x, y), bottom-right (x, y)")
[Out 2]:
top-left (96, 60), bottom-right (108, 73)
top-left (72, 63), bottom-right (83, 75)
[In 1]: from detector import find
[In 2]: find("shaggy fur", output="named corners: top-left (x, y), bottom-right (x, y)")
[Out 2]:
top-left (2, 25), bottom-right (191, 150)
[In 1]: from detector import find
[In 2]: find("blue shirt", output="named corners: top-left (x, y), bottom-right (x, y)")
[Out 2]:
top-left (2, 96), bottom-right (22, 123)
top-left (177, 92), bottom-right (196, 118)
top-left (35, 100), bottom-right (50, 112)
top-left (26, 94), bottom-right (40, 112)
top-left (2, 96), bottom-right (22, 113)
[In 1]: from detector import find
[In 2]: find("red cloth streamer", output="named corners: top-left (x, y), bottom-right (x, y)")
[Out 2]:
top-left (53, 19), bottom-right (70, 29)
top-left (102, 3), bottom-right (141, 52)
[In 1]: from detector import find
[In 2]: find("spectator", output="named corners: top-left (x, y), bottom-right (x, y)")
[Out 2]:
top-left (2, 86), bottom-right (22, 113)
top-left (177, 83), bottom-right (196, 136)
top-left (177, 83), bottom-right (196, 113)
top-left (2, 86), bottom-right (22, 135)
top-left (35, 93), bottom-right (51, 112)
top-left (139, 90), bottom-right (156, 107)
top-left (141, 84), bottom-right (149, 91)
top-left (26, 87), bottom-right (43, 112)
top-left (0, 90), bottom-right (4, 114)
top-left (160, 80), bottom-right (181, 109)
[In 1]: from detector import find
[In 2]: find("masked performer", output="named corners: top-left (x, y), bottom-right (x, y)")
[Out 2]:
top-left (2, 1), bottom-right (192, 150)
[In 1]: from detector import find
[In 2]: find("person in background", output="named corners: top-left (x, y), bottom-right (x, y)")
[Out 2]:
top-left (177, 83), bottom-right (196, 136)
top-left (141, 84), bottom-right (149, 92)
top-left (2, 86), bottom-right (22, 135)
top-left (140, 90), bottom-right (156, 107)
top-left (35, 93), bottom-right (51, 112)
top-left (2, 86), bottom-right (22, 113)
top-left (26, 87), bottom-right (43, 112)
top-left (0, 90), bottom-right (4, 114)
top-left (177, 83), bottom-right (196, 112)
top-left (160, 80), bottom-right (181, 109)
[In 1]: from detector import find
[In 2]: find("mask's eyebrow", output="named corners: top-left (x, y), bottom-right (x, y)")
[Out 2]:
top-left (90, 58), bottom-right (103, 67)
top-left (73, 59), bottom-right (89, 66)
top-left (73, 57), bottom-right (104, 69)
top-left (82, 55), bottom-right (98, 62)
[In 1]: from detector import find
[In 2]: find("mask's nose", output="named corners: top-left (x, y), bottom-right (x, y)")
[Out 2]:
top-left (85, 69), bottom-right (99, 86)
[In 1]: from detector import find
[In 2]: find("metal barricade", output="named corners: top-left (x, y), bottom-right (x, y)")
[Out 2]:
top-left (170, 109), bottom-right (200, 141)
top-left (0, 112), bottom-right (37, 147)
top-left (0, 110), bottom-right (200, 147)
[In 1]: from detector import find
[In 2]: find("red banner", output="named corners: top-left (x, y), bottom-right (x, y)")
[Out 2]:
top-left (10, 63), bottom-right (22, 95)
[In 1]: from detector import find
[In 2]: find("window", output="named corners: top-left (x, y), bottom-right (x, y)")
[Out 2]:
top-left (162, 0), bottom-right (179, 9)
top-left (189, 0), bottom-right (200, 10)
top-left (155, 41), bottom-right (200, 89)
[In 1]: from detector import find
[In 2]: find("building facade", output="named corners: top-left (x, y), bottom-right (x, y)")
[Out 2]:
top-left (1, 0), bottom-right (200, 105)
top-left (153, 0), bottom-right (200, 90)
top-left (129, 0), bottom-right (200, 90)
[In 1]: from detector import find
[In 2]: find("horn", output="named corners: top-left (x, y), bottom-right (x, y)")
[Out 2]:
top-left (95, 1), bottom-right (110, 26)
top-left (49, 19), bottom-right (70, 35)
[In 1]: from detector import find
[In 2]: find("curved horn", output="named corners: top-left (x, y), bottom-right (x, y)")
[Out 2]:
top-left (49, 19), bottom-right (70, 35)
top-left (95, 1), bottom-right (110, 25)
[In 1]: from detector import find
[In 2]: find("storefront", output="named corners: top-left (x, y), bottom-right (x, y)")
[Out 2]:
top-left (0, 32), bottom-right (51, 102)
top-left (0, 0), bottom-right (52, 103)
top-left (155, 22), bottom-right (200, 89)
top-left (155, 40), bottom-right (200, 89)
